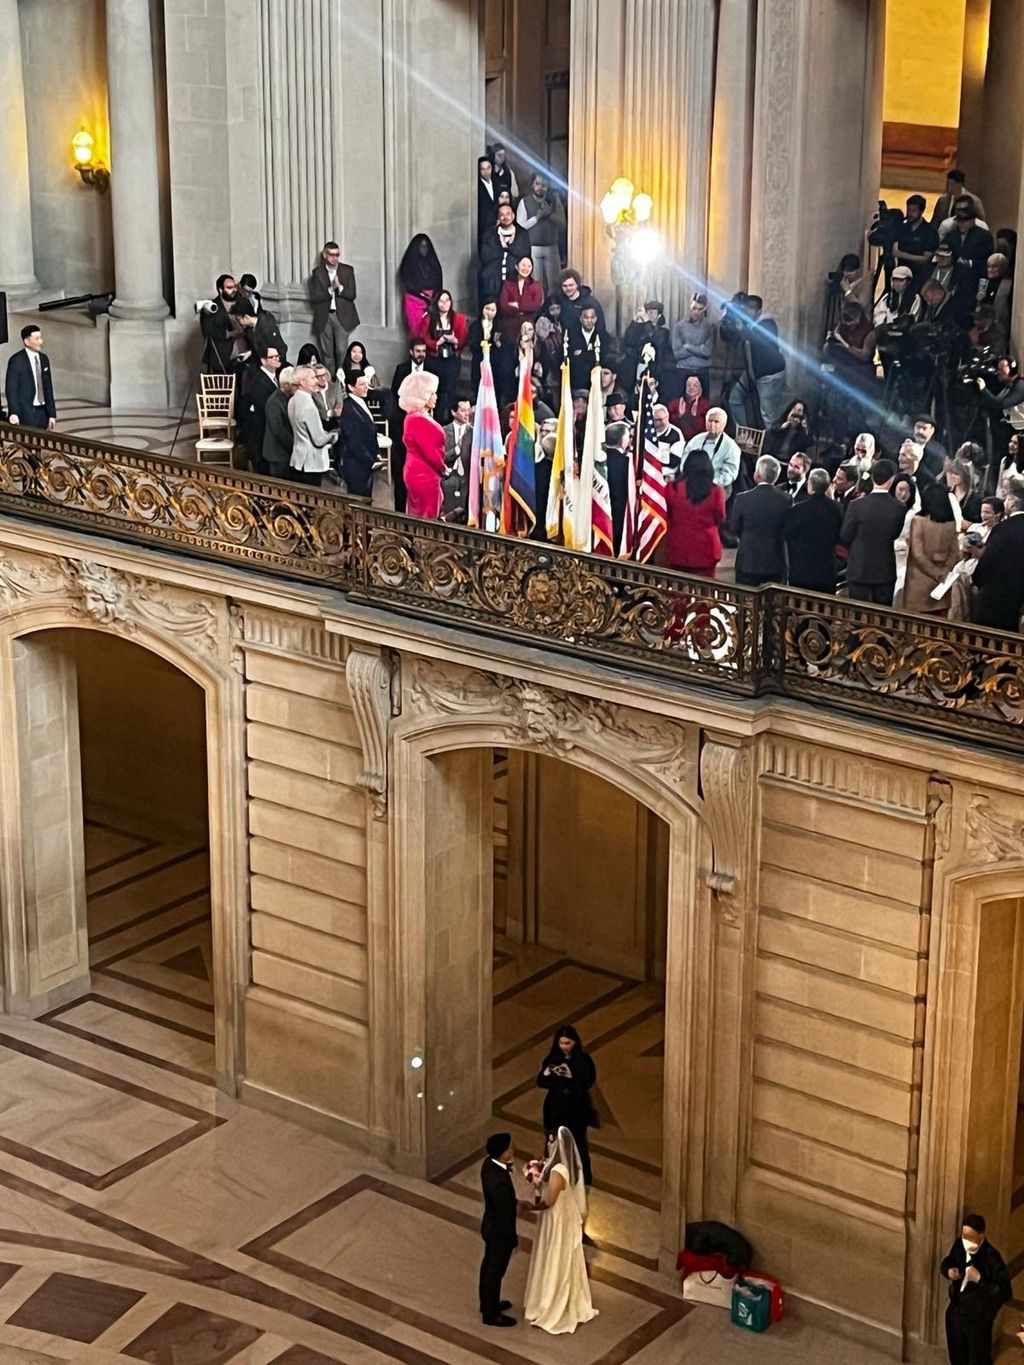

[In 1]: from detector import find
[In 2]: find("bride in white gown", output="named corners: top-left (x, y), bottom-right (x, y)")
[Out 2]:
top-left (524, 1126), bottom-right (599, 1334)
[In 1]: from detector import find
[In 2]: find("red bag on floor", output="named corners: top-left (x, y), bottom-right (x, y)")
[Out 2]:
top-left (676, 1250), bottom-right (739, 1281)
top-left (740, 1272), bottom-right (784, 1322)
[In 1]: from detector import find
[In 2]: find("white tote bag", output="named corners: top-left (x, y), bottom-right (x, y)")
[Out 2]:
top-left (682, 1271), bottom-right (737, 1309)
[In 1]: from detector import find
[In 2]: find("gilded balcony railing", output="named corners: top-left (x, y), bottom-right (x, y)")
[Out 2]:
top-left (1, 424), bottom-right (1022, 753)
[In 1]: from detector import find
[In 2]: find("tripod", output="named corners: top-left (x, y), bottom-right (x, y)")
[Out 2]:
top-left (169, 326), bottom-right (229, 457)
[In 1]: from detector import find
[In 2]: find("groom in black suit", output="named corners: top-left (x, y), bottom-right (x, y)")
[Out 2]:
top-left (479, 1132), bottom-right (520, 1327)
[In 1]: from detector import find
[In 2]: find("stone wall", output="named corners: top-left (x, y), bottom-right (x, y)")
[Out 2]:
top-left (237, 611), bottom-right (372, 1134)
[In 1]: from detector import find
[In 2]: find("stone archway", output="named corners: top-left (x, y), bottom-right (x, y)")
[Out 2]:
top-left (366, 655), bottom-right (753, 1275)
top-left (0, 550), bottom-right (247, 1093)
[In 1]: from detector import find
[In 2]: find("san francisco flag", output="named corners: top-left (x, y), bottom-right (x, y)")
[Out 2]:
top-left (634, 374), bottom-right (667, 563)
top-left (546, 359), bottom-right (576, 543)
top-left (468, 345), bottom-right (503, 532)
top-left (573, 362), bottom-right (613, 555)
top-left (500, 347), bottom-right (537, 536)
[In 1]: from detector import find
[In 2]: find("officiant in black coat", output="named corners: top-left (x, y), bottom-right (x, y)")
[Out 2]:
top-left (536, 1024), bottom-right (597, 1187)
top-left (939, 1212), bottom-right (1010, 1365)
top-left (479, 1133), bottom-right (520, 1328)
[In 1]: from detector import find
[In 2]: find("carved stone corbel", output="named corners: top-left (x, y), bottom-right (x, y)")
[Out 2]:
top-left (346, 647), bottom-right (397, 819)
top-left (699, 737), bottom-right (754, 926)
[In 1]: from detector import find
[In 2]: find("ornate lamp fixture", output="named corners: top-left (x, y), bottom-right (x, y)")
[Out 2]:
top-left (72, 128), bottom-right (109, 193)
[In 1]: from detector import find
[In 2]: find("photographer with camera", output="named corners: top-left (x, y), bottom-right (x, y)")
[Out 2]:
top-left (974, 355), bottom-right (1024, 490)
top-left (515, 173), bottom-right (565, 299)
top-left (197, 274), bottom-right (244, 372)
top-left (893, 195), bottom-right (939, 285)
top-left (875, 265), bottom-right (922, 391)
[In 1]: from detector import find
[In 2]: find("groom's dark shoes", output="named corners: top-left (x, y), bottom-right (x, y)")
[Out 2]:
top-left (483, 1313), bottom-right (516, 1327)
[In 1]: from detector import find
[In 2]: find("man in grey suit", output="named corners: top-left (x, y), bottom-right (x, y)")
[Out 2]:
top-left (308, 240), bottom-right (359, 375)
top-left (441, 397), bottom-right (474, 522)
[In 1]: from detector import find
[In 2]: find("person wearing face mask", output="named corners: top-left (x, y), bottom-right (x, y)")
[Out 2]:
top-left (939, 1212), bottom-right (1010, 1365)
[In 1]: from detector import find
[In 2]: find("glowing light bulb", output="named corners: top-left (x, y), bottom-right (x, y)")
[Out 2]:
top-left (410, 1054), bottom-right (424, 1070)
top-left (629, 226), bottom-right (662, 266)
top-left (632, 192), bottom-right (653, 223)
top-left (72, 128), bottom-right (94, 166)
top-left (600, 191), bottom-right (620, 225)
top-left (610, 176), bottom-right (635, 211)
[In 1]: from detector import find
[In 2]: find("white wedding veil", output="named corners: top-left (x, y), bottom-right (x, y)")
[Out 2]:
top-left (543, 1125), bottom-right (588, 1215)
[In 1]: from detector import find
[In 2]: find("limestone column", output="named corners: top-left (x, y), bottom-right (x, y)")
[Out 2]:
top-left (707, 0), bottom-right (755, 303)
top-left (0, 0), bottom-right (40, 299)
top-left (106, 0), bottom-right (169, 319)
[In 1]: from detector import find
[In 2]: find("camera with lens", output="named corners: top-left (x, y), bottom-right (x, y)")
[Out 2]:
top-left (958, 346), bottom-right (999, 387)
top-left (719, 291), bottom-right (750, 345)
top-left (867, 200), bottom-right (904, 252)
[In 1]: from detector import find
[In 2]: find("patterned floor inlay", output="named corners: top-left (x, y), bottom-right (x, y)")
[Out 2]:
top-left (122, 1303), bottom-right (262, 1364)
top-left (7, 1272), bottom-right (144, 1344)
top-left (0, 817), bottom-right (897, 1362)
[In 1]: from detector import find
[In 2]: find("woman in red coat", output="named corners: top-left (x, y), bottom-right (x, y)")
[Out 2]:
top-left (418, 290), bottom-right (468, 420)
top-left (498, 255), bottom-right (544, 344)
top-left (663, 448), bottom-right (726, 576)
top-left (398, 370), bottom-right (446, 519)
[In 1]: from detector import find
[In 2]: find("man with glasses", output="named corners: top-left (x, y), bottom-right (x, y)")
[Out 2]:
top-left (309, 240), bottom-right (360, 376)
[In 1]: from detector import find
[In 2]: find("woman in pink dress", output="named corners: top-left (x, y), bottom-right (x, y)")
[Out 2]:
top-left (398, 370), bottom-right (446, 519)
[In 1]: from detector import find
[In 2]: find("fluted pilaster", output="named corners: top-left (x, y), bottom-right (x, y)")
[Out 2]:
top-left (259, 0), bottom-right (344, 296)
top-left (0, 0), bottom-right (40, 300)
top-left (106, 0), bottom-right (169, 319)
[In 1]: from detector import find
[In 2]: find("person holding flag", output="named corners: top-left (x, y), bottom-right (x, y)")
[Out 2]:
top-left (633, 351), bottom-right (669, 563)
top-left (545, 350), bottom-right (576, 544)
top-left (573, 343), bottom-right (614, 555)
top-left (500, 338), bottom-right (538, 536)
top-left (468, 328), bottom-right (506, 533)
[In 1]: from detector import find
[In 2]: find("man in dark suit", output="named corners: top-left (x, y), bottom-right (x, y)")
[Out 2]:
top-left (336, 372), bottom-right (379, 498)
top-left (783, 451), bottom-right (812, 504)
top-left (441, 397), bottom-right (473, 522)
top-left (972, 478), bottom-right (1024, 631)
top-left (567, 306), bottom-right (610, 392)
top-left (200, 275), bottom-right (243, 372)
top-left (784, 468), bottom-right (842, 592)
top-left (309, 240), bottom-right (359, 376)
top-left (479, 204), bottom-right (532, 303)
top-left (731, 454), bottom-right (790, 586)
top-left (262, 366), bottom-right (297, 480)
top-left (233, 273), bottom-right (288, 364)
top-left (939, 1211), bottom-right (1010, 1365)
top-left (238, 343), bottom-right (281, 472)
top-left (390, 339), bottom-right (436, 398)
top-left (479, 1132), bottom-right (520, 1327)
top-left (839, 458), bottom-right (907, 604)
top-left (5, 324), bottom-right (57, 430)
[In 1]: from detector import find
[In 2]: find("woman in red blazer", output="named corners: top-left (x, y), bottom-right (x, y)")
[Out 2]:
top-left (663, 448), bottom-right (726, 576)
top-left (418, 289), bottom-right (468, 419)
top-left (498, 255), bottom-right (544, 344)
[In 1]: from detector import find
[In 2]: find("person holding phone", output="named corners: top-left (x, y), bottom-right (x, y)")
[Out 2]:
top-left (535, 1025), bottom-right (597, 1187)
top-left (939, 1212), bottom-right (1010, 1365)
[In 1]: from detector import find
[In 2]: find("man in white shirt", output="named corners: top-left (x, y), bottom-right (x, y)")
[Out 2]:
top-left (4, 325), bottom-right (57, 431)
top-left (677, 407), bottom-right (741, 495)
top-left (651, 403), bottom-right (683, 471)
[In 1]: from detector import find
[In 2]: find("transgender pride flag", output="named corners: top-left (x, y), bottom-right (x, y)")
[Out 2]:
top-left (468, 346), bottom-right (504, 532)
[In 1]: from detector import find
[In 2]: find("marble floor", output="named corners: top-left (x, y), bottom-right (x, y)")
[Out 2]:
top-left (58, 397), bottom-right (200, 460)
top-left (0, 815), bottom-right (903, 1363)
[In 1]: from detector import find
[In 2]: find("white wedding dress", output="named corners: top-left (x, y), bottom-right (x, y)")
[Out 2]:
top-left (524, 1127), bottom-right (599, 1334)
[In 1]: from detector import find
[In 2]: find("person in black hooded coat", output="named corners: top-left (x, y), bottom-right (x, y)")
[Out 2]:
top-left (535, 1024), bottom-right (597, 1186)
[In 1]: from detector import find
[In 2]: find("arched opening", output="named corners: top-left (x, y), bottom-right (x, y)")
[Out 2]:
top-left (393, 733), bottom-right (697, 1271)
top-left (8, 628), bottom-right (216, 1084)
top-left (489, 750), bottom-right (669, 1259)
top-left (963, 893), bottom-right (1024, 1287)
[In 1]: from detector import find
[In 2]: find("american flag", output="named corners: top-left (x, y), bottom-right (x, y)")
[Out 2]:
top-left (634, 376), bottom-right (667, 563)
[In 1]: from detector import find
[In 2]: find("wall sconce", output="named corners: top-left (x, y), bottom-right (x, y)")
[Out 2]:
top-left (600, 176), bottom-right (660, 336)
top-left (72, 128), bottom-right (109, 193)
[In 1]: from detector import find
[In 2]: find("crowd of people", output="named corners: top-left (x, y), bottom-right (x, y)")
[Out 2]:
top-left (183, 157), bottom-right (1024, 634)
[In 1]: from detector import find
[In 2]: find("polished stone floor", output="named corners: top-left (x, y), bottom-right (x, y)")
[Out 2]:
top-left (58, 397), bottom-right (200, 460)
top-left (0, 814), bottom-right (900, 1363)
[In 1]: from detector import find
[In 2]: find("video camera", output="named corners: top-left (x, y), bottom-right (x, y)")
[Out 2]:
top-left (719, 291), bottom-right (750, 345)
top-left (867, 200), bottom-right (904, 252)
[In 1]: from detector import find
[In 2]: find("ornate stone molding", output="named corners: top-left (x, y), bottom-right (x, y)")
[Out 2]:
top-left (926, 777), bottom-right (953, 860)
top-left (237, 606), bottom-right (348, 664)
top-left (0, 549), bottom-right (223, 662)
top-left (699, 737), bottom-right (754, 925)
top-left (965, 794), bottom-right (1024, 862)
top-left (407, 659), bottom-right (694, 794)
top-left (347, 648), bottom-right (397, 819)
top-left (762, 738), bottom-right (926, 815)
